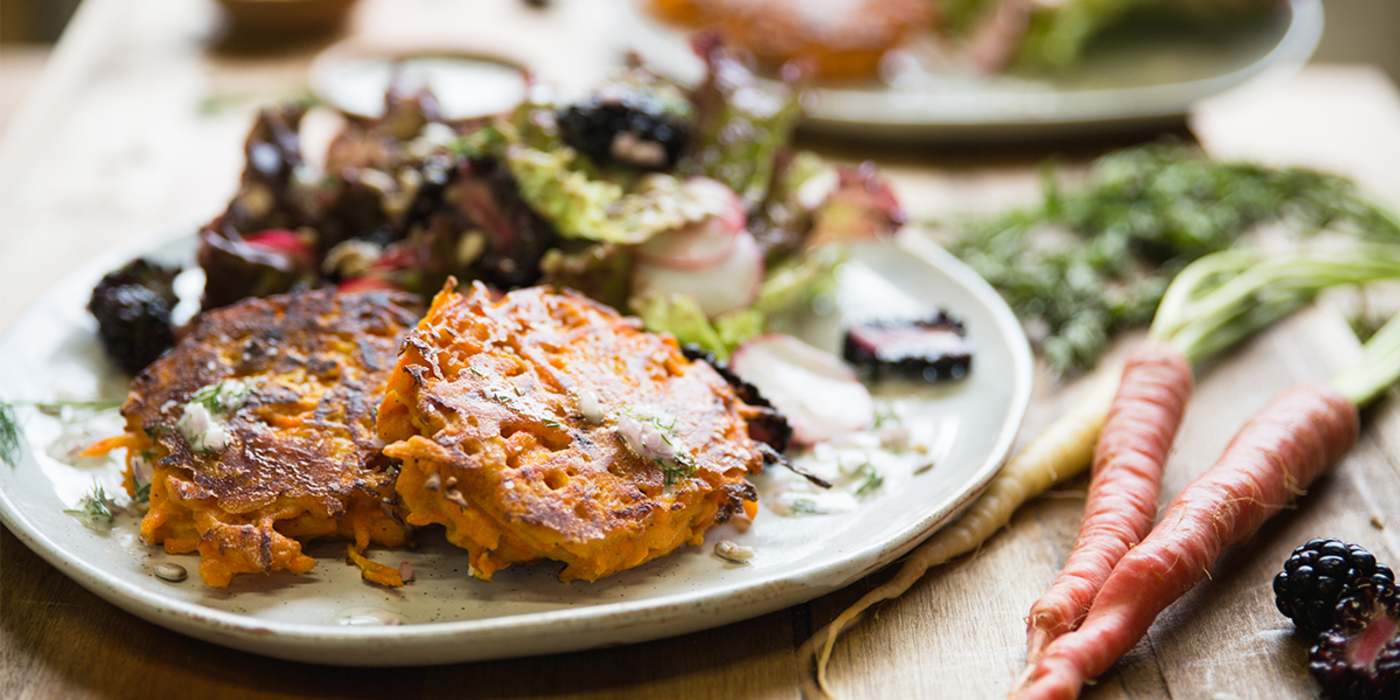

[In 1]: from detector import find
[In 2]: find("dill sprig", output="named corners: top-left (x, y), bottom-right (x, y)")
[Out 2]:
top-left (657, 457), bottom-right (697, 487)
top-left (64, 482), bottom-right (118, 525)
top-left (853, 462), bottom-right (884, 499)
top-left (0, 399), bottom-right (124, 468)
top-left (132, 475), bottom-right (152, 507)
top-left (30, 400), bottom-right (123, 415)
top-left (0, 401), bottom-right (19, 468)
top-left (943, 143), bottom-right (1400, 376)
top-left (188, 380), bottom-right (248, 415)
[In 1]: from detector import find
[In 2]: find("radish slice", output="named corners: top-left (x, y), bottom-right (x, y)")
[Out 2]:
top-left (729, 334), bottom-right (875, 445)
top-left (244, 229), bottom-right (316, 268)
top-left (634, 177), bottom-right (746, 270)
top-left (633, 229), bottom-right (764, 318)
top-left (684, 176), bottom-right (746, 233)
top-left (634, 214), bottom-right (740, 269)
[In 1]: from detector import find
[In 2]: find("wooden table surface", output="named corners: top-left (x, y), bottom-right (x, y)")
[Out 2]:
top-left (3, 1), bottom-right (1399, 698)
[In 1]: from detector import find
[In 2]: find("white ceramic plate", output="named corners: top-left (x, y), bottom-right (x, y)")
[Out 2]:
top-left (308, 45), bottom-right (530, 120)
top-left (613, 0), bottom-right (1323, 141)
top-left (0, 229), bottom-right (1031, 666)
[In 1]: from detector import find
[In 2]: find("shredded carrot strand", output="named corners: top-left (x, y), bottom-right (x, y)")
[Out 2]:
top-left (79, 433), bottom-right (139, 458)
top-left (347, 545), bottom-right (405, 588)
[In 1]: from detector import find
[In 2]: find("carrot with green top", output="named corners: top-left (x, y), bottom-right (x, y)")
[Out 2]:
top-left (1020, 251), bottom-right (1259, 661)
top-left (1012, 299), bottom-right (1400, 700)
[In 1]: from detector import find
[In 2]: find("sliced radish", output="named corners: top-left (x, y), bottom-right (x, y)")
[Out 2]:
top-left (634, 177), bottom-right (746, 270)
top-left (337, 276), bottom-right (404, 294)
top-left (632, 229), bottom-right (764, 318)
top-left (244, 229), bottom-right (317, 268)
top-left (729, 334), bottom-right (875, 445)
top-left (683, 176), bottom-right (746, 232)
top-left (634, 214), bottom-right (740, 269)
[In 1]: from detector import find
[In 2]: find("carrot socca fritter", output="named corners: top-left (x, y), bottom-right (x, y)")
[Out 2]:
top-left (110, 289), bottom-right (422, 587)
top-left (377, 282), bottom-right (769, 582)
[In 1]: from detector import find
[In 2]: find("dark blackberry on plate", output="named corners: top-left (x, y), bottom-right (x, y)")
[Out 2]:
top-left (842, 312), bottom-right (973, 382)
top-left (1275, 538), bottom-right (1396, 634)
top-left (88, 257), bottom-right (181, 375)
top-left (557, 71), bottom-right (694, 171)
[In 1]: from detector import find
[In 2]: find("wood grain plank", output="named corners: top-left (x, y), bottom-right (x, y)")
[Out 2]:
top-left (1, 526), bottom-right (427, 700)
top-left (421, 611), bottom-right (803, 700)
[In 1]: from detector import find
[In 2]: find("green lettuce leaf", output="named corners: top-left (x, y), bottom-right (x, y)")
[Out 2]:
top-left (636, 243), bottom-right (845, 358)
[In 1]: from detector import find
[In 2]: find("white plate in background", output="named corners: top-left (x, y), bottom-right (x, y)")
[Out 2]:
top-left (614, 0), bottom-right (1323, 142)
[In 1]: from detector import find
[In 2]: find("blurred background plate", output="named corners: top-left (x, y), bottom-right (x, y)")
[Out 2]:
top-left (309, 42), bottom-right (529, 120)
top-left (614, 0), bottom-right (1324, 143)
top-left (215, 0), bottom-right (359, 33)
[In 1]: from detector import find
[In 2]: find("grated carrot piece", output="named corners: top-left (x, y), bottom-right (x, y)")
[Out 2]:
top-left (347, 545), bottom-right (404, 587)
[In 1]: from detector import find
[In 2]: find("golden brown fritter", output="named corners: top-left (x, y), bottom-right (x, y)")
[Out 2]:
top-left (118, 289), bottom-right (422, 586)
top-left (377, 282), bottom-right (766, 582)
top-left (648, 0), bottom-right (929, 80)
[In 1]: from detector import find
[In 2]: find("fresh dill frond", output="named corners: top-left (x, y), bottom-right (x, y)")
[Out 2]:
top-left (871, 406), bottom-right (897, 429)
top-left (64, 482), bottom-right (118, 526)
top-left (658, 458), bottom-right (697, 487)
top-left (132, 476), bottom-right (152, 507)
top-left (0, 401), bottom-right (19, 468)
top-left (189, 380), bottom-right (249, 414)
top-left (854, 462), bottom-right (884, 499)
top-left (30, 399), bottom-right (123, 416)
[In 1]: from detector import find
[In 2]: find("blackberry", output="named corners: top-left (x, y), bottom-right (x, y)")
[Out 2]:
top-left (1275, 539), bottom-right (1396, 634)
top-left (1309, 579), bottom-right (1400, 698)
top-left (842, 312), bottom-right (973, 383)
top-left (557, 76), bottom-right (693, 171)
top-left (88, 258), bottom-right (181, 375)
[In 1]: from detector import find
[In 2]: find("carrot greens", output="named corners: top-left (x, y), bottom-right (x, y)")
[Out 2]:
top-left (1152, 247), bottom-right (1400, 366)
top-left (944, 144), bottom-right (1400, 375)
top-left (1333, 312), bottom-right (1400, 408)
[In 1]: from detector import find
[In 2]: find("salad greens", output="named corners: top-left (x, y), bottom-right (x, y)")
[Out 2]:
top-left (162, 39), bottom-right (872, 376)
top-left (682, 36), bottom-right (804, 206)
top-left (935, 0), bottom-right (1281, 72)
top-left (636, 242), bottom-right (845, 359)
top-left (1016, 0), bottom-right (1279, 69)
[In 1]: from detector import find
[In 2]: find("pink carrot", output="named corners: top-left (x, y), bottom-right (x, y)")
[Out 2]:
top-left (1025, 341), bottom-right (1193, 663)
top-left (1013, 384), bottom-right (1360, 700)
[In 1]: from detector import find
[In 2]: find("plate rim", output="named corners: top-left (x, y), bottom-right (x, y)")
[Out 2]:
top-left (0, 226), bottom-right (1032, 665)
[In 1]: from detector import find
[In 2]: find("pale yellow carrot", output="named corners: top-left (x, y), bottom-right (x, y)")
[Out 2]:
top-left (803, 367), bottom-right (1122, 698)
